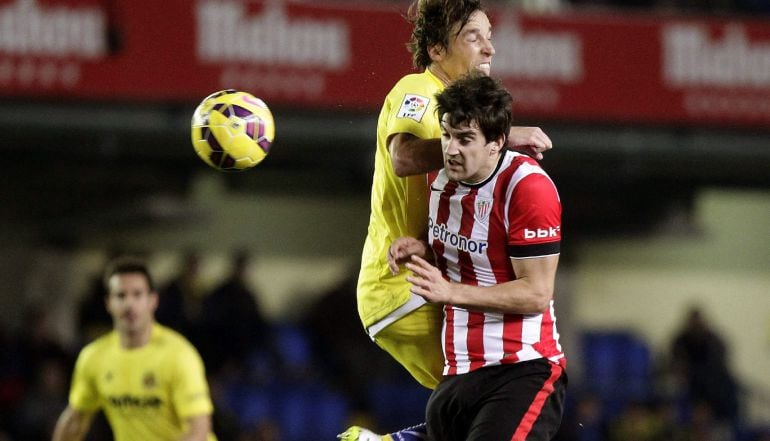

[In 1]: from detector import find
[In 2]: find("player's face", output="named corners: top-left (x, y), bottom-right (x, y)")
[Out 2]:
top-left (438, 10), bottom-right (495, 82)
top-left (441, 114), bottom-right (502, 183)
top-left (106, 272), bottom-right (158, 337)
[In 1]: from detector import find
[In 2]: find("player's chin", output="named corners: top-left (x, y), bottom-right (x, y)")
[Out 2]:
top-left (445, 169), bottom-right (465, 182)
top-left (475, 65), bottom-right (491, 76)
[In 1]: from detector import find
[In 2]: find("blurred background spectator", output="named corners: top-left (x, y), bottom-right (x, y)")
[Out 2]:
top-left (156, 250), bottom-right (205, 336)
top-left (670, 306), bottom-right (740, 432)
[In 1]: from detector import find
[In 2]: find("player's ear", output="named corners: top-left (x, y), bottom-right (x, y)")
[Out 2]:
top-left (149, 290), bottom-right (159, 310)
top-left (428, 43), bottom-right (445, 62)
top-left (488, 135), bottom-right (505, 155)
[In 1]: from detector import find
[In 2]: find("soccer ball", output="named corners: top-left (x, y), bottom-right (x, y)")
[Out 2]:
top-left (191, 89), bottom-right (275, 171)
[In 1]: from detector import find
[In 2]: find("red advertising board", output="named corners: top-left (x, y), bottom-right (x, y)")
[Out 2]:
top-left (494, 11), bottom-right (770, 128)
top-left (1, 0), bottom-right (769, 128)
top-left (0, 0), bottom-right (414, 109)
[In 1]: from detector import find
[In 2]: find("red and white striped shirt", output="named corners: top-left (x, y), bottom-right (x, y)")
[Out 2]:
top-left (427, 151), bottom-right (565, 376)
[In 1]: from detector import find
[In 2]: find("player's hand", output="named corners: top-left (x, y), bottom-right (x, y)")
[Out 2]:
top-left (507, 126), bottom-right (552, 160)
top-left (387, 237), bottom-right (428, 275)
top-left (405, 255), bottom-right (453, 304)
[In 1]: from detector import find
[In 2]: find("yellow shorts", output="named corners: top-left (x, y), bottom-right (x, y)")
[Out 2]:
top-left (372, 302), bottom-right (444, 389)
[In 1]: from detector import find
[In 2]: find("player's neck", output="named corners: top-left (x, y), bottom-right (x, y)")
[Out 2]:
top-left (427, 64), bottom-right (451, 86)
top-left (119, 323), bottom-right (154, 349)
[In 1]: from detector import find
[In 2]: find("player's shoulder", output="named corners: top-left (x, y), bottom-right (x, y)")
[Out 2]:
top-left (389, 71), bottom-right (441, 98)
top-left (153, 323), bottom-right (195, 349)
top-left (77, 331), bottom-right (118, 363)
top-left (152, 325), bottom-right (206, 371)
top-left (508, 151), bottom-right (540, 166)
top-left (503, 152), bottom-right (556, 186)
top-left (504, 152), bottom-right (544, 174)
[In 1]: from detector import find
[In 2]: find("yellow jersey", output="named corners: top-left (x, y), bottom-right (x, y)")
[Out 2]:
top-left (69, 324), bottom-right (216, 441)
top-left (357, 70), bottom-right (444, 328)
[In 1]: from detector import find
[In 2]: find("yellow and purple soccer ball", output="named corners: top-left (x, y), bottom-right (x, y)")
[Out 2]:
top-left (191, 89), bottom-right (275, 171)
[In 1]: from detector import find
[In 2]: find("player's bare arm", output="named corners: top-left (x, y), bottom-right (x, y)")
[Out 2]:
top-left (507, 126), bottom-right (553, 160)
top-left (388, 132), bottom-right (444, 176)
top-left (178, 414), bottom-right (213, 441)
top-left (405, 254), bottom-right (559, 314)
top-left (390, 127), bottom-right (553, 178)
top-left (387, 237), bottom-right (431, 275)
top-left (51, 406), bottom-right (94, 441)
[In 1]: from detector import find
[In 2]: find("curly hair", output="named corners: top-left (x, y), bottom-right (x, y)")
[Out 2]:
top-left (435, 74), bottom-right (512, 144)
top-left (405, 0), bottom-right (485, 70)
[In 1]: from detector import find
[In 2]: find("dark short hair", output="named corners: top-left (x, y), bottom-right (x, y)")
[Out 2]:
top-left (102, 256), bottom-right (155, 292)
top-left (406, 0), bottom-right (485, 70)
top-left (435, 73), bottom-right (512, 144)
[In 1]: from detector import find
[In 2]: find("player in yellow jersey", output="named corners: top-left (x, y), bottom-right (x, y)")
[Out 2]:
top-left (52, 257), bottom-right (216, 441)
top-left (345, 0), bottom-right (552, 439)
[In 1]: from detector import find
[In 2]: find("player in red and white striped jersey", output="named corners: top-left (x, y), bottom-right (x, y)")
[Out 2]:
top-left (343, 0), bottom-right (554, 439)
top-left (388, 74), bottom-right (566, 440)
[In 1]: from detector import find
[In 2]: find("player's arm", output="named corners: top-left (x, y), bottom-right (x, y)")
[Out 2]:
top-left (405, 253), bottom-right (558, 314)
top-left (178, 414), bottom-right (212, 441)
top-left (387, 236), bottom-right (432, 275)
top-left (389, 126), bottom-right (553, 177)
top-left (389, 133), bottom-right (444, 177)
top-left (507, 126), bottom-right (553, 160)
top-left (170, 341), bottom-right (215, 441)
top-left (51, 406), bottom-right (95, 441)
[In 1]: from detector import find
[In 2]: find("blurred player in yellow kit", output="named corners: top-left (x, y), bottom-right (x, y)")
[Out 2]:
top-left (344, 0), bottom-right (552, 439)
top-left (52, 257), bottom-right (217, 441)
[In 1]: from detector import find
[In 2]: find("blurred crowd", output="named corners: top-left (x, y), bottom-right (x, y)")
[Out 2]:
top-left (556, 307), bottom-right (769, 441)
top-left (0, 251), bottom-right (767, 441)
top-left (0, 251), bottom-right (417, 441)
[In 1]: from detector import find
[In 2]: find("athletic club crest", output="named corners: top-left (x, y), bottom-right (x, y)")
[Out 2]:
top-left (474, 198), bottom-right (492, 223)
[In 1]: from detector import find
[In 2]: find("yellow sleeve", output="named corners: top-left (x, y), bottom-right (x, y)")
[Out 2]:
top-left (69, 344), bottom-right (102, 412)
top-left (171, 343), bottom-right (213, 419)
top-left (383, 73), bottom-right (442, 142)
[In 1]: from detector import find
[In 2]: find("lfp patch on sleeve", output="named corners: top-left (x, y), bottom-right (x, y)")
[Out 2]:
top-left (397, 94), bottom-right (430, 122)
